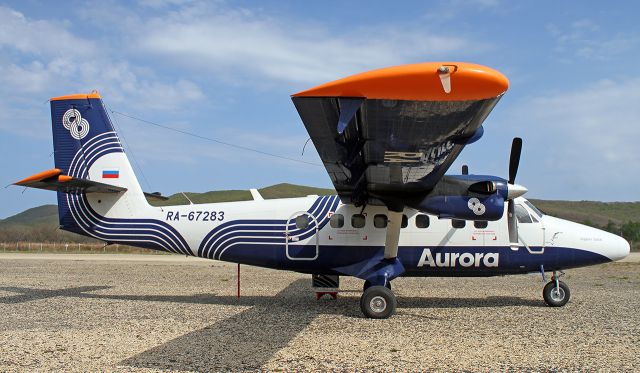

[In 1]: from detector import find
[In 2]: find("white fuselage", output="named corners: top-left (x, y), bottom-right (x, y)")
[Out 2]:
top-left (86, 189), bottom-right (629, 274)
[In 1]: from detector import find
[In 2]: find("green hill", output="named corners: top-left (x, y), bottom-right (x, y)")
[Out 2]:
top-left (148, 183), bottom-right (336, 207)
top-left (1, 183), bottom-right (638, 249)
top-left (529, 199), bottom-right (640, 227)
top-left (258, 183), bottom-right (336, 199)
top-left (0, 204), bottom-right (58, 227)
top-left (0, 204), bottom-right (96, 243)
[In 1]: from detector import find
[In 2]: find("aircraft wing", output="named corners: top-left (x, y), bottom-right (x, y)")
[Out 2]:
top-left (292, 62), bottom-right (509, 206)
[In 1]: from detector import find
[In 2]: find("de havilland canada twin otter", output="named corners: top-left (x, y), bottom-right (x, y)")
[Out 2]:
top-left (15, 62), bottom-right (630, 318)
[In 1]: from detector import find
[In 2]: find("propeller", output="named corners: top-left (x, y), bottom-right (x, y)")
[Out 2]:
top-left (507, 137), bottom-right (524, 248)
top-left (508, 138), bottom-right (522, 184)
top-left (507, 199), bottom-right (518, 246)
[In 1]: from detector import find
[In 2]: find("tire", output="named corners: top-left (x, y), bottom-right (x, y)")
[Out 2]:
top-left (543, 280), bottom-right (570, 307)
top-left (363, 280), bottom-right (391, 291)
top-left (360, 285), bottom-right (397, 319)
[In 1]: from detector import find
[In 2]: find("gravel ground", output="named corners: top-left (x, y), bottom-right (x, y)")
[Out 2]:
top-left (0, 253), bottom-right (638, 372)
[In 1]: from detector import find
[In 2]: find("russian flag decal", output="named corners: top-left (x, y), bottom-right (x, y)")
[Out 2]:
top-left (102, 170), bottom-right (119, 179)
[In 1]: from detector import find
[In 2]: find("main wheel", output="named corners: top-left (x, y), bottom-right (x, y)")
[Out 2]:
top-left (360, 285), bottom-right (397, 319)
top-left (543, 280), bottom-right (570, 307)
top-left (363, 280), bottom-right (391, 291)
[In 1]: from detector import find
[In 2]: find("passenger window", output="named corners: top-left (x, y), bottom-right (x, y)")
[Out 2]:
top-left (474, 220), bottom-right (488, 229)
top-left (352, 214), bottom-right (366, 228)
top-left (401, 215), bottom-right (408, 228)
top-left (416, 214), bottom-right (430, 228)
top-left (330, 214), bottom-right (344, 228)
top-left (374, 214), bottom-right (387, 228)
top-left (515, 205), bottom-right (533, 224)
top-left (295, 215), bottom-right (309, 229)
top-left (452, 219), bottom-right (466, 229)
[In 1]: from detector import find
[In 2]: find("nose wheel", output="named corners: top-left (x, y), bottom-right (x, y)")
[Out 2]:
top-left (543, 272), bottom-right (571, 307)
top-left (360, 285), bottom-right (397, 319)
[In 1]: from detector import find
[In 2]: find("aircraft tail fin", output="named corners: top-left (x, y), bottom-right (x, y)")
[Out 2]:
top-left (13, 92), bottom-right (149, 235)
top-left (13, 92), bottom-right (191, 254)
top-left (48, 92), bottom-right (143, 191)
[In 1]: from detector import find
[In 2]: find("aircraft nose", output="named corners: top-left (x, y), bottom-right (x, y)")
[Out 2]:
top-left (606, 234), bottom-right (630, 262)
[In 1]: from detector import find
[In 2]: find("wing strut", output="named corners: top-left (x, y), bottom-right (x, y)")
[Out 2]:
top-left (384, 209), bottom-right (403, 259)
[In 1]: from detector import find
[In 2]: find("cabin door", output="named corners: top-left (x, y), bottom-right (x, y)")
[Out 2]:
top-left (285, 211), bottom-right (319, 260)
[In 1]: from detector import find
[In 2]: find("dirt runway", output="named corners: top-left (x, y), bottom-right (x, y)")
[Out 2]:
top-left (0, 253), bottom-right (638, 371)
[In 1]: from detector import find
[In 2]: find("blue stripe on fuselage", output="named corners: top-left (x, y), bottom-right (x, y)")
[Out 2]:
top-left (214, 244), bottom-right (611, 277)
top-left (197, 195), bottom-right (340, 259)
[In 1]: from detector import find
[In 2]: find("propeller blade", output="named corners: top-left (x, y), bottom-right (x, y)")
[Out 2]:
top-left (507, 200), bottom-right (518, 247)
top-left (508, 137), bottom-right (522, 184)
top-left (462, 164), bottom-right (468, 175)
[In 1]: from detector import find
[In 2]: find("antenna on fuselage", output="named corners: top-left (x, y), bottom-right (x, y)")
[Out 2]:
top-left (462, 164), bottom-right (469, 175)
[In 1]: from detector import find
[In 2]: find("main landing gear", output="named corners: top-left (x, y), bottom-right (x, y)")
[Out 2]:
top-left (358, 207), bottom-right (404, 319)
top-left (360, 283), bottom-right (397, 319)
top-left (542, 271), bottom-right (571, 307)
top-left (363, 280), bottom-right (391, 291)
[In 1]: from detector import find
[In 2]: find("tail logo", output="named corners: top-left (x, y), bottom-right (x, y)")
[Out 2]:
top-left (62, 108), bottom-right (90, 139)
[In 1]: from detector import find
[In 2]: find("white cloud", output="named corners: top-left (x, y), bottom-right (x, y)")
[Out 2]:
top-left (509, 77), bottom-right (640, 200)
top-left (131, 2), bottom-right (476, 85)
top-left (5, 0), bottom-right (437, 126)
top-left (0, 100), bottom-right (51, 138)
top-left (547, 19), bottom-right (639, 61)
top-left (137, 0), bottom-right (197, 9)
top-left (0, 5), bottom-right (205, 124)
top-left (0, 57), bottom-right (204, 114)
top-left (0, 6), bottom-right (96, 57)
top-left (456, 0), bottom-right (502, 8)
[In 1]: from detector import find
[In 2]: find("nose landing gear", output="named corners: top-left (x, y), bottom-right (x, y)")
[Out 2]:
top-left (543, 271), bottom-right (570, 307)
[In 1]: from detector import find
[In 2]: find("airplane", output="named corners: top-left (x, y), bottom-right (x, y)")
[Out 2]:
top-left (14, 62), bottom-right (630, 318)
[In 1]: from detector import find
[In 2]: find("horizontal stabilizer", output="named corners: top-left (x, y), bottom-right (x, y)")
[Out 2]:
top-left (14, 168), bottom-right (127, 194)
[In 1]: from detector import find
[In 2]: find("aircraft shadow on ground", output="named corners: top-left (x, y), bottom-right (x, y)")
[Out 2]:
top-left (0, 282), bottom-right (541, 371)
top-left (0, 285), bottom-right (111, 304)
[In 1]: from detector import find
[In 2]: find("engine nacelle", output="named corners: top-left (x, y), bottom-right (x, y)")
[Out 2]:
top-left (404, 175), bottom-right (509, 221)
top-left (413, 193), bottom-right (506, 221)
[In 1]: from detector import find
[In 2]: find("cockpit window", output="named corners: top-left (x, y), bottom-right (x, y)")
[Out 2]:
top-left (515, 205), bottom-right (533, 224)
top-left (524, 200), bottom-right (544, 218)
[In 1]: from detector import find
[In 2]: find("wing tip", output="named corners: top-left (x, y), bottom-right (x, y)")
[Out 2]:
top-left (292, 62), bottom-right (509, 101)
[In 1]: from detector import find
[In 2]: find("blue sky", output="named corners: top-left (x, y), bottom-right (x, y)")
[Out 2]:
top-left (1, 0), bottom-right (639, 218)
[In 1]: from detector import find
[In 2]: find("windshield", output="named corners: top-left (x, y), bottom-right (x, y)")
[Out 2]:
top-left (515, 205), bottom-right (533, 223)
top-left (524, 200), bottom-right (544, 218)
